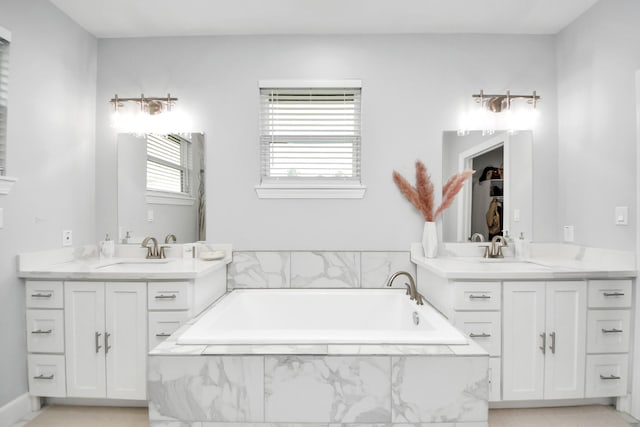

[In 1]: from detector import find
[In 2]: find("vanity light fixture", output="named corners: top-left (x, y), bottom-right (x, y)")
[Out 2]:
top-left (109, 93), bottom-right (193, 134)
top-left (459, 90), bottom-right (541, 136)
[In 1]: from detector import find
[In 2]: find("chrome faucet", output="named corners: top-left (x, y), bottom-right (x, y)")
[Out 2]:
top-left (483, 235), bottom-right (507, 258)
top-left (470, 233), bottom-right (485, 242)
top-left (386, 271), bottom-right (424, 305)
top-left (164, 234), bottom-right (177, 244)
top-left (141, 236), bottom-right (164, 259)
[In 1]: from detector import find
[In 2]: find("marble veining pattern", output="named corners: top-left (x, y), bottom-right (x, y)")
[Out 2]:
top-left (327, 345), bottom-right (454, 356)
top-left (291, 252), bottom-right (360, 288)
top-left (361, 252), bottom-right (415, 288)
top-left (148, 356), bottom-right (264, 422)
top-left (391, 357), bottom-right (488, 423)
top-left (228, 252), bottom-right (290, 289)
top-left (265, 356), bottom-right (390, 423)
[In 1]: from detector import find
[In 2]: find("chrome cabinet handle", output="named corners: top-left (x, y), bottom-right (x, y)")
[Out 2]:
top-left (602, 328), bottom-right (623, 333)
top-left (603, 292), bottom-right (625, 297)
top-left (105, 332), bottom-right (111, 354)
top-left (31, 329), bottom-right (52, 334)
top-left (549, 331), bottom-right (556, 354)
top-left (33, 374), bottom-right (54, 380)
top-left (539, 333), bottom-right (546, 354)
top-left (469, 332), bottom-right (491, 338)
top-left (155, 294), bottom-right (177, 299)
top-left (600, 374), bottom-right (621, 380)
top-left (95, 332), bottom-right (102, 353)
top-left (469, 294), bottom-right (491, 300)
top-left (31, 293), bottom-right (52, 298)
top-left (155, 332), bottom-right (172, 337)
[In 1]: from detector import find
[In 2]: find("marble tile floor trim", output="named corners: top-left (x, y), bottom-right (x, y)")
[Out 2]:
top-left (227, 251), bottom-right (415, 290)
top-left (12, 403), bottom-right (639, 426)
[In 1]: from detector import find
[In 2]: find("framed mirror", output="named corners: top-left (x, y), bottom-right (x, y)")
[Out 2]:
top-left (442, 130), bottom-right (532, 243)
top-left (116, 133), bottom-right (205, 244)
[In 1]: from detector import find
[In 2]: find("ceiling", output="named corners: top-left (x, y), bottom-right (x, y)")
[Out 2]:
top-left (49, 0), bottom-right (600, 38)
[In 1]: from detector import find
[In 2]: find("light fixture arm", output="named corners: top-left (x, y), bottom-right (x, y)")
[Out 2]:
top-left (472, 90), bottom-right (540, 113)
top-left (109, 93), bottom-right (178, 114)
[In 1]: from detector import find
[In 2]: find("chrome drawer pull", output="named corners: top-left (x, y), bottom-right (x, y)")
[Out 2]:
top-left (33, 374), bottom-right (54, 380)
top-left (469, 294), bottom-right (491, 300)
top-left (105, 332), bottom-right (111, 354)
top-left (549, 331), bottom-right (556, 354)
top-left (600, 374), bottom-right (621, 380)
top-left (539, 333), bottom-right (546, 354)
top-left (603, 292), bottom-right (625, 297)
top-left (31, 293), bottom-right (52, 298)
top-left (469, 332), bottom-right (491, 338)
top-left (155, 294), bottom-right (177, 300)
top-left (602, 328), bottom-right (623, 334)
top-left (31, 329), bottom-right (52, 334)
top-left (155, 332), bottom-right (172, 337)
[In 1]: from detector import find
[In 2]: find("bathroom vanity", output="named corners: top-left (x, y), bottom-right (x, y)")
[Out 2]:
top-left (411, 242), bottom-right (636, 408)
top-left (18, 245), bottom-right (231, 403)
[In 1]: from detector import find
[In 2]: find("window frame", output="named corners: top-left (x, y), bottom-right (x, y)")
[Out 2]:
top-left (255, 80), bottom-right (366, 199)
top-left (0, 25), bottom-right (16, 196)
top-left (145, 133), bottom-right (195, 206)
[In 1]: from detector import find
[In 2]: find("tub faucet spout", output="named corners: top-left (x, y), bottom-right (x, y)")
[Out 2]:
top-left (386, 271), bottom-right (424, 305)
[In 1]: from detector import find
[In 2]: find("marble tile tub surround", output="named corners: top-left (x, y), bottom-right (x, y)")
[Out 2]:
top-left (227, 251), bottom-right (415, 289)
top-left (148, 355), bottom-right (488, 425)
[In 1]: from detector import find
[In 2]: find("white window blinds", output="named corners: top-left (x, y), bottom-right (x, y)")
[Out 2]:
top-left (0, 37), bottom-right (9, 176)
top-left (259, 85), bottom-right (362, 182)
top-left (146, 133), bottom-right (192, 194)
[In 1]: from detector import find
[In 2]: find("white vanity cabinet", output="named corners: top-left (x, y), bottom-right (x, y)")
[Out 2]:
top-left (64, 282), bottom-right (147, 400)
top-left (584, 280), bottom-right (632, 398)
top-left (502, 281), bottom-right (586, 401)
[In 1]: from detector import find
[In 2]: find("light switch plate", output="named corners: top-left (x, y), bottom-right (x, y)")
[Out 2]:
top-left (147, 209), bottom-right (154, 222)
top-left (0, 208), bottom-right (3, 228)
top-left (513, 209), bottom-right (521, 222)
top-left (62, 230), bottom-right (73, 247)
top-left (615, 206), bottom-right (628, 225)
top-left (563, 225), bottom-right (574, 242)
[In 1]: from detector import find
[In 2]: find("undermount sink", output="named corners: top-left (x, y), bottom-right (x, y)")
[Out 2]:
top-left (93, 259), bottom-right (173, 270)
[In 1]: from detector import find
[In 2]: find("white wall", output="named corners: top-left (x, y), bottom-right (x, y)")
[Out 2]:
top-left (0, 0), bottom-right (96, 408)
top-left (96, 34), bottom-right (559, 250)
top-left (557, 0), bottom-right (640, 250)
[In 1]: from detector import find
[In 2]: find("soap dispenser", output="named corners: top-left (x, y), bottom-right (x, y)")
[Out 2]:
top-left (101, 233), bottom-right (115, 258)
top-left (515, 232), bottom-right (530, 260)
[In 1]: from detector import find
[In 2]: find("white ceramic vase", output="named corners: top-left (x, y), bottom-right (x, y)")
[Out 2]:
top-left (422, 221), bottom-right (438, 258)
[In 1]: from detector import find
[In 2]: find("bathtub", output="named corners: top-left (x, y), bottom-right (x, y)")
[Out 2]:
top-left (176, 288), bottom-right (468, 345)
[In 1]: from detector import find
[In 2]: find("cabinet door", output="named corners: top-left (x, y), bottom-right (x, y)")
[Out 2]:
top-left (65, 282), bottom-right (106, 398)
top-left (544, 281), bottom-right (586, 400)
top-left (105, 282), bottom-right (147, 400)
top-left (502, 282), bottom-right (545, 400)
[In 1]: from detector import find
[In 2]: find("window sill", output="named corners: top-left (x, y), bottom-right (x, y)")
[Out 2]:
top-left (255, 182), bottom-right (367, 199)
top-left (0, 176), bottom-right (18, 195)
top-left (146, 191), bottom-right (195, 205)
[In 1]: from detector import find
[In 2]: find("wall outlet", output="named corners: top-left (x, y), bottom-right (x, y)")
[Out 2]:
top-left (615, 206), bottom-right (629, 225)
top-left (62, 230), bottom-right (73, 247)
top-left (563, 225), bottom-right (574, 242)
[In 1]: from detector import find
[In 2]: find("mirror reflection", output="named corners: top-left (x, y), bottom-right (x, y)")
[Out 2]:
top-left (117, 133), bottom-right (206, 244)
top-left (442, 130), bottom-right (532, 243)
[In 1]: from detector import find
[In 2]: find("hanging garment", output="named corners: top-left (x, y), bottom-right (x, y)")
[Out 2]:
top-left (486, 198), bottom-right (503, 239)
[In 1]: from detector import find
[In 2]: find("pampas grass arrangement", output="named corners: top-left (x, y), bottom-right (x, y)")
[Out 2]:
top-left (393, 161), bottom-right (475, 222)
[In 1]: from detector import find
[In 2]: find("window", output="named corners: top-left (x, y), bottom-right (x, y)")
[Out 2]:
top-left (145, 133), bottom-right (193, 203)
top-left (0, 35), bottom-right (9, 176)
top-left (256, 80), bottom-right (366, 198)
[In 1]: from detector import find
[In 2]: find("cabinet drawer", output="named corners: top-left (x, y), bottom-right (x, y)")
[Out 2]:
top-left (26, 281), bottom-right (63, 309)
top-left (148, 282), bottom-right (190, 310)
top-left (148, 311), bottom-right (191, 351)
top-left (585, 354), bottom-right (628, 398)
top-left (28, 354), bottom-right (66, 397)
top-left (454, 282), bottom-right (501, 311)
top-left (26, 309), bottom-right (64, 353)
top-left (588, 280), bottom-right (632, 308)
top-left (454, 311), bottom-right (501, 356)
top-left (587, 310), bottom-right (630, 354)
top-left (489, 357), bottom-right (501, 402)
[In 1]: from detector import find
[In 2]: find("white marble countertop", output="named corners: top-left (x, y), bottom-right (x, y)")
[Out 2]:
top-left (18, 244), bottom-right (232, 280)
top-left (411, 243), bottom-right (637, 280)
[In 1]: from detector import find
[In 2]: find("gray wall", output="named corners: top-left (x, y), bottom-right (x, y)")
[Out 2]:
top-left (96, 34), bottom-right (559, 250)
top-left (557, 0), bottom-right (640, 250)
top-left (0, 0), bottom-right (97, 408)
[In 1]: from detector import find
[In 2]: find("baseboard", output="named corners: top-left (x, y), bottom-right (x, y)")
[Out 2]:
top-left (45, 397), bottom-right (147, 407)
top-left (0, 393), bottom-right (33, 427)
top-left (490, 397), bottom-right (614, 409)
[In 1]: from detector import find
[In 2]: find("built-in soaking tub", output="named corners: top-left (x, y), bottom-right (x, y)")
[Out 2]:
top-left (149, 288), bottom-right (489, 426)
top-left (176, 288), bottom-right (468, 345)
